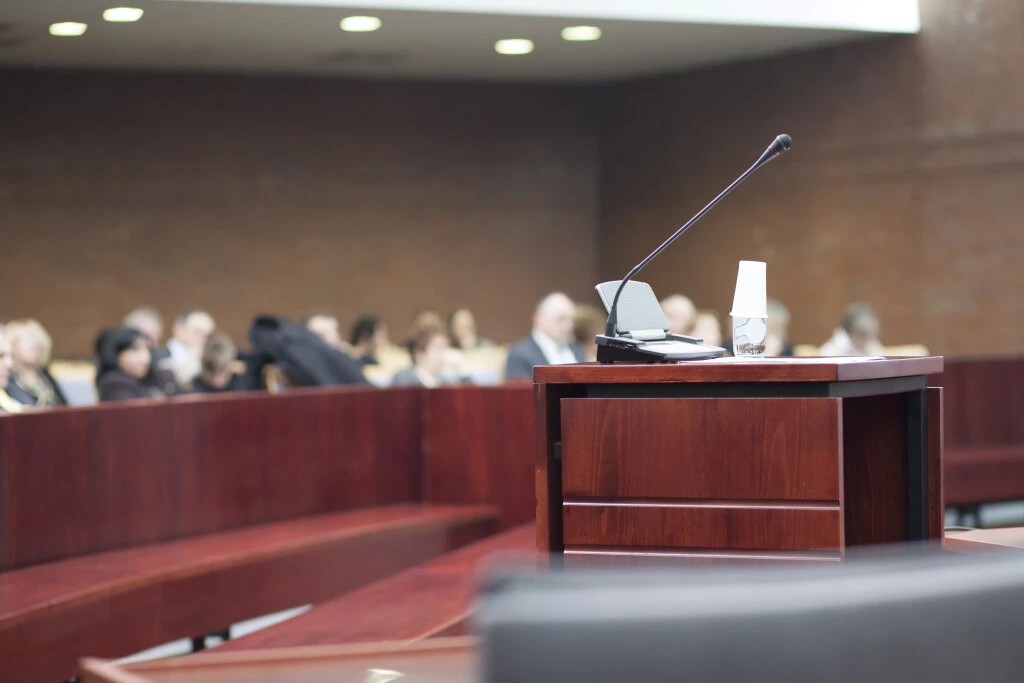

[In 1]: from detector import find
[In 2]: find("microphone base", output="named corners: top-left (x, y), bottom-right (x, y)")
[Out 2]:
top-left (595, 335), bottom-right (726, 364)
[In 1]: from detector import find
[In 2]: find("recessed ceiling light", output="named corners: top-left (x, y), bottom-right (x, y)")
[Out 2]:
top-left (495, 39), bottom-right (534, 55)
top-left (340, 16), bottom-right (381, 32)
top-left (49, 22), bottom-right (87, 37)
top-left (103, 7), bottom-right (144, 23)
top-left (561, 25), bottom-right (602, 41)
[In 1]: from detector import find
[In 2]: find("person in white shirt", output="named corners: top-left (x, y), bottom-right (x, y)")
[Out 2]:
top-left (504, 292), bottom-right (585, 380)
top-left (165, 309), bottom-right (215, 386)
top-left (819, 303), bottom-right (884, 356)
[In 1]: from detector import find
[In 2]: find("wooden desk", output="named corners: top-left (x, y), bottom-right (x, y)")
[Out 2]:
top-left (536, 358), bottom-right (944, 563)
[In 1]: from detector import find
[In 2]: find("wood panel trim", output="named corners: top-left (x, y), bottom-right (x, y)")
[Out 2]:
top-left (563, 504), bottom-right (841, 551)
top-left (564, 547), bottom-right (841, 562)
top-left (564, 497), bottom-right (839, 511)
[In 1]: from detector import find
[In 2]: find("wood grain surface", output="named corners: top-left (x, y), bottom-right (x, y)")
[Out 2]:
top-left (211, 524), bottom-right (536, 652)
top-left (563, 502), bottom-right (841, 551)
top-left (560, 398), bottom-right (842, 501)
top-left (0, 505), bottom-right (497, 683)
top-left (535, 357), bottom-right (942, 384)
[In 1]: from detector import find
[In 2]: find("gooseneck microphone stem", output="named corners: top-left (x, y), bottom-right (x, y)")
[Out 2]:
top-left (604, 134), bottom-right (791, 339)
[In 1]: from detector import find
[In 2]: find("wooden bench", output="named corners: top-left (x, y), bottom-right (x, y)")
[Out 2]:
top-left (0, 504), bottom-right (498, 683)
top-left (210, 523), bottom-right (536, 652)
top-left (930, 358), bottom-right (1024, 515)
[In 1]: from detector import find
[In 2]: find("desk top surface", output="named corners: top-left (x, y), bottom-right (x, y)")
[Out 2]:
top-left (535, 356), bottom-right (943, 385)
top-left (83, 639), bottom-right (477, 683)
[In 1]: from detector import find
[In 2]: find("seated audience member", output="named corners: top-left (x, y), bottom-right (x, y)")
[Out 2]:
top-left (123, 306), bottom-right (165, 349)
top-left (448, 308), bottom-right (493, 351)
top-left (660, 294), bottom-right (697, 336)
top-left (765, 299), bottom-right (795, 357)
top-left (166, 308), bottom-right (216, 386)
top-left (819, 303), bottom-right (884, 356)
top-left (192, 332), bottom-right (258, 393)
top-left (392, 326), bottom-right (451, 388)
top-left (5, 319), bottom-right (66, 408)
top-left (504, 293), bottom-right (584, 380)
top-left (414, 309), bottom-right (445, 331)
top-left (95, 327), bottom-right (179, 403)
top-left (573, 304), bottom-right (606, 363)
top-left (349, 315), bottom-right (389, 367)
top-left (0, 326), bottom-right (24, 414)
top-left (303, 313), bottom-right (351, 352)
top-left (692, 310), bottom-right (723, 348)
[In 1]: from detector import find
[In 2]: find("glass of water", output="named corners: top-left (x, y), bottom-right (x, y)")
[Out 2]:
top-left (733, 316), bottom-right (767, 358)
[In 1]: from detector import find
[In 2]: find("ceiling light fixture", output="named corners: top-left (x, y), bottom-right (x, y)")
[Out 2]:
top-left (103, 7), bottom-right (145, 23)
top-left (495, 39), bottom-right (534, 55)
top-left (49, 22), bottom-right (87, 37)
top-left (340, 16), bottom-right (382, 32)
top-left (561, 25), bottom-right (602, 41)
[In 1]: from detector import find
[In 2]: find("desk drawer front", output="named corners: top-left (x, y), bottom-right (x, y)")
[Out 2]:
top-left (562, 501), bottom-right (841, 552)
top-left (560, 398), bottom-right (842, 501)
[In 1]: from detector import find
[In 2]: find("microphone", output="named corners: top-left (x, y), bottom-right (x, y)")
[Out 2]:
top-left (602, 134), bottom-right (792, 341)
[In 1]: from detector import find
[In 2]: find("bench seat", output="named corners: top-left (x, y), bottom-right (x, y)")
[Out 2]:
top-left (211, 523), bottom-right (536, 651)
top-left (0, 504), bottom-right (498, 683)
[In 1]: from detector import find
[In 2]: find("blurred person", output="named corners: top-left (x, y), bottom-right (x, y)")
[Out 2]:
top-left (765, 299), bottom-right (794, 357)
top-left (5, 319), bottom-right (66, 408)
top-left (448, 308), bottom-right (493, 351)
top-left (692, 310), bottom-right (723, 348)
top-left (573, 304), bottom-right (606, 363)
top-left (349, 314), bottom-right (389, 367)
top-left (95, 327), bottom-right (178, 403)
top-left (504, 293), bottom-right (584, 380)
top-left (414, 309), bottom-right (445, 330)
top-left (660, 294), bottom-right (696, 336)
top-left (302, 313), bottom-right (351, 353)
top-left (123, 306), bottom-right (164, 349)
top-left (192, 331), bottom-right (256, 393)
top-left (0, 326), bottom-right (24, 414)
top-left (392, 326), bottom-right (450, 388)
top-left (166, 308), bottom-right (215, 386)
top-left (819, 303), bottom-right (884, 356)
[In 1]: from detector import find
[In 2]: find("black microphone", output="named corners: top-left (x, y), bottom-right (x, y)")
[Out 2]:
top-left (602, 134), bottom-right (792, 340)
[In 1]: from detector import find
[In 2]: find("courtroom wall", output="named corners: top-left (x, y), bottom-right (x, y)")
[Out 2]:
top-left (0, 70), bottom-right (599, 356)
top-left (599, 0), bottom-right (1024, 355)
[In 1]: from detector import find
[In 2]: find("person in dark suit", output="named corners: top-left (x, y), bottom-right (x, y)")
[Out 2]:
top-left (504, 292), bottom-right (585, 381)
top-left (95, 328), bottom-right (180, 403)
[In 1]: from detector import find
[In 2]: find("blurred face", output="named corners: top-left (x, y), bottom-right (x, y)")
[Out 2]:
top-left (662, 297), bottom-right (696, 336)
top-left (372, 322), bottom-right (390, 349)
top-left (417, 333), bottom-right (450, 375)
top-left (693, 313), bottom-right (722, 347)
top-left (118, 337), bottom-right (152, 379)
top-left (0, 333), bottom-right (12, 388)
top-left (850, 316), bottom-right (880, 352)
top-left (176, 312), bottom-right (215, 353)
top-left (136, 319), bottom-right (163, 348)
top-left (307, 315), bottom-right (341, 348)
top-left (12, 334), bottom-right (43, 370)
top-left (534, 295), bottom-right (576, 345)
top-left (450, 309), bottom-right (476, 343)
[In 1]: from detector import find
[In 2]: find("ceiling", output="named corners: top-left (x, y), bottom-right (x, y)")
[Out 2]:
top-left (0, 0), bottom-right (914, 83)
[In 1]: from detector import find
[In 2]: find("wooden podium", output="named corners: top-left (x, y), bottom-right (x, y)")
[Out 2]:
top-left (535, 357), bottom-right (944, 563)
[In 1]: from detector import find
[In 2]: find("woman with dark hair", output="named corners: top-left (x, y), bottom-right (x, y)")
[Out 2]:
top-left (391, 326), bottom-right (450, 388)
top-left (95, 328), bottom-right (179, 403)
top-left (447, 308), bottom-right (493, 351)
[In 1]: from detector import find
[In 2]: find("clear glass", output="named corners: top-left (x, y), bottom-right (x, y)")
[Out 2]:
top-left (732, 316), bottom-right (767, 358)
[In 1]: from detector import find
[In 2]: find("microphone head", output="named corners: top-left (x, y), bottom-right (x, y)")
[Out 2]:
top-left (771, 134), bottom-right (792, 155)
